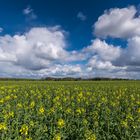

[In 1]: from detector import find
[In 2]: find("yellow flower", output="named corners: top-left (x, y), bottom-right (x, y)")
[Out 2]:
top-left (20, 124), bottom-right (28, 135)
top-left (76, 107), bottom-right (85, 115)
top-left (137, 108), bottom-right (140, 113)
top-left (9, 111), bottom-right (14, 118)
top-left (39, 107), bottom-right (45, 114)
top-left (3, 111), bottom-right (14, 119)
top-left (57, 119), bottom-right (65, 128)
top-left (53, 133), bottom-right (61, 140)
top-left (26, 138), bottom-right (32, 140)
top-left (0, 98), bottom-right (4, 104)
top-left (87, 134), bottom-right (96, 140)
top-left (5, 95), bottom-right (11, 101)
top-left (0, 122), bottom-right (7, 131)
top-left (76, 108), bottom-right (82, 114)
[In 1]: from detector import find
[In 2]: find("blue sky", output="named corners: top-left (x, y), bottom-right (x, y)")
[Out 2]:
top-left (0, 0), bottom-right (140, 78)
top-left (1, 0), bottom-right (140, 49)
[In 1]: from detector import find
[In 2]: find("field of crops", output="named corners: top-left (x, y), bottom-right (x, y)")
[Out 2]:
top-left (0, 81), bottom-right (140, 140)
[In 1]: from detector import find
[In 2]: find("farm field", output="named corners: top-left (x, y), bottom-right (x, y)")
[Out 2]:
top-left (0, 80), bottom-right (140, 140)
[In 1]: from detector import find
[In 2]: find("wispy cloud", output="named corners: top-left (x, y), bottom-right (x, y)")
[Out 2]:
top-left (0, 27), bottom-right (3, 33)
top-left (77, 12), bottom-right (87, 21)
top-left (23, 6), bottom-right (37, 20)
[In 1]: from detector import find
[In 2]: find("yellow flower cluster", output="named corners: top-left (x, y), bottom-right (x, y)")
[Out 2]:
top-left (20, 124), bottom-right (29, 135)
top-left (0, 80), bottom-right (140, 139)
top-left (57, 119), bottom-right (65, 128)
top-left (0, 122), bottom-right (7, 131)
top-left (39, 107), bottom-right (45, 114)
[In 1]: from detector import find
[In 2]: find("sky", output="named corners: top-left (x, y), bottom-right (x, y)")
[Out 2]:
top-left (0, 0), bottom-right (140, 79)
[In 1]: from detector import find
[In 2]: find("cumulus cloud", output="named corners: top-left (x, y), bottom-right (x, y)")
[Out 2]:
top-left (94, 6), bottom-right (140, 38)
top-left (87, 5), bottom-right (140, 79)
top-left (1, 5), bottom-right (140, 79)
top-left (88, 56), bottom-right (116, 70)
top-left (77, 12), bottom-right (87, 21)
top-left (84, 39), bottom-right (125, 72)
top-left (84, 39), bottom-right (121, 61)
top-left (0, 26), bottom-right (86, 78)
top-left (80, 36), bottom-right (140, 79)
top-left (0, 27), bottom-right (67, 70)
top-left (117, 36), bottom-right (140, 67)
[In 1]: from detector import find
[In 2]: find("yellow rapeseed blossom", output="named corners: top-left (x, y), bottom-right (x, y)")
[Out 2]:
top-left (20, 124), bottom-right (28, 135)
top-left (9, 111), bottom-right (14, 118)
top-left (137, 108), bottom-right (140, 113)
top-left (0, 81), bottom-right (140, 139)
top-left (76, 107), bottom-right (85, 115)
top-left (26, 138), bottom-right (32, 140)
top-left (3, 111), bottom-right (14, 119)
top-left (0, 98), bottom-right (4, 104)
top-left (53, 133), bottom-right (61, 140)
top-left (57, 119), bottom-right (65, 128)
top-left (39, 107), bottom-right (45, 114)
top-left (0, 122), bottom-right (7, 131)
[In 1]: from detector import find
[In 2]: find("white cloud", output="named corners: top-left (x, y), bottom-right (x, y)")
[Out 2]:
top-left (77, 12), bottom-right (87, 21)
top-left (38, 64), bottom-right (82, 77)
top-left (89, 5), bottom-right (140, 79)
top-left (23, 6), bottom-right (37, 20)
top-left (118, 36), bottom-right (140, 66)
top-left (85, 39), bottom-right (126, 72)
top-left (84, 37), bottom-right (140, 78)
top-left (94, 6), bottom-right (140, 38)
top-left (1, 5), bottom-right (140, 79)
top-left (88, 56), bottom-right (116, 70)
top-left (0, 27), bottom-right (68, 70)
top-left (0, 26), bottom-right (86, 78)
top-left (126, 36), bottom-right (140, 65)
top-left (84, 39), bottom-right (121, 61)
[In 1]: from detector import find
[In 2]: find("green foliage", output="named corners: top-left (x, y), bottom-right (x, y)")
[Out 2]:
top-left (0, 81), bottom-right (140, 139)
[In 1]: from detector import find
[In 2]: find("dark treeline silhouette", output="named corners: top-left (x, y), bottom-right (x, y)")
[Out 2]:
top-left (0, 77), bottom-right (137, 81)
top-left (0, 78), bottom-right (37, 81)
top-left (42, 77), bottom-right (133, 81)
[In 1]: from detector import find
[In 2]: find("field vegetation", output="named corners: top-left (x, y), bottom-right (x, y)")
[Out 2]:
top-left (0, 81), bottom-right (140, 140)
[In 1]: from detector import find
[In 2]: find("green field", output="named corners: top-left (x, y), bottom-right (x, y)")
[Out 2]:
top-left (0, 81), bottom-right (140, 140)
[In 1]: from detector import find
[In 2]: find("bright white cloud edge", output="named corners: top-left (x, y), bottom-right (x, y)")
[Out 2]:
top-left (1, 5), bottom-right (140, 79)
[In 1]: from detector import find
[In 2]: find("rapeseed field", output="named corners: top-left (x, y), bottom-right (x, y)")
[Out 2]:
top-left (0, 81), bottom-right (140, 140)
